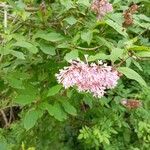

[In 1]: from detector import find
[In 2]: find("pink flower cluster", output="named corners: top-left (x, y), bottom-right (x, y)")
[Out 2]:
top-left (91, 0), bottom-right (113, 20)
top-left (56, 60), bottom-right (120, 98)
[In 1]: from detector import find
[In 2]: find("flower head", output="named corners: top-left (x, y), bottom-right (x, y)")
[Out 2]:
top-left (91, 0), bottom-right (113, 20)
top-left (56, 60), bottom-right (120, 98)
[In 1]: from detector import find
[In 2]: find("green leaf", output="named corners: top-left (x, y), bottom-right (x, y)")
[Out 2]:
top-left (106, 19), bottom-right (128, 37)
top-left (60, 0), bottom-right (74, 10)
top-left (64, 50), bottom-right (79, 62)
top-left (14, 94), bottom-right (35, 106)
top-left (0, 45), bottom-right (11, 55)
top-left (83, 95), bottom-right (93, 108)
top-left (132, 59), bottom-right (143, 71)
top-left (0, 141), bottom-right (9, 150)
top-left (98, 37), bottom-right (114, 49)
top-left (57, 43), bottom-right (70, 49)
top-left (128, 45), bottom-right (150, 51)
top-left (64, 16), bottom-right (77, 25)
top-left (7, 78), bottom-right (24, 89)
top-left (135, 14), bottom-right (150, 22)
top-left (47, 85), bottom-right (62, 97)
top-left (88, 53), bottom-right (110, 62)
top-left (23, 109), bottom-right (43, 130)
top-left (47, 103), bottom-right (67, 121)
top-left (61, 100), bottom-right (77, 116)
top-left (78, 134), bottom-right (84, 140)
top-left (39, 43), bottom-right (56, 55)
top-left (10, 50), bottom-right (25, 59)
top-left (110, 48), bottom-right (124, 62)
top-left (77, 0), bottom-right (90, 7)
top-left (136, 51), bottom-right (150, 57)
top-left (13, 41), bottom-right (38, 54)
top-left (110, 13), bottom-right (124, 26)
top-left (34, 32), bottom-right (64, 42)
top-left (118, 67), bottom-right (147, 87)
top-left (81, 31), bottom-right (93, 45)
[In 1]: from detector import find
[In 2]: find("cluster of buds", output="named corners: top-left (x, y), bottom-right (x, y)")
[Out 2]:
top-left (56, 59), bottom-right (120, 98)
top-left (91, 0), bottom-right (113, 20)
top-left (122, 3), bottom-right (139, 27)
top-left (121, 99), bottom-right (142, 109)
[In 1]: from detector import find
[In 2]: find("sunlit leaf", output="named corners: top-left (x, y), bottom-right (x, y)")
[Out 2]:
top-left (88, 53), bottom-right (110, 61)
top-left (77, 0), bottom-right (90, 7)
top-left (64, 50), bottom-right (79, 62)
top-left (106, 19), bottom-right (128, 37)
top-left (81, 31), bottom-right (93, 45)
top-left (64, 16), bottom-right (77, 25)
top-left (118, 67), bottom-right (147, 87)
top-left (10, 51), bottom-right (25, 59)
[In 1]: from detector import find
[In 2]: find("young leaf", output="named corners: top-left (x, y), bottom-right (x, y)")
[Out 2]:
top-left (118, 67), bottom-right (147, 87)
top-left (61, 100), bottom-right (77, 116)
top-left (47, 85), bottom-right (62, 97)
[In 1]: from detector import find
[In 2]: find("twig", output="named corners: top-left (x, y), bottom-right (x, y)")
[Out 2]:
top-left (9, 107), bottom-right (15, 124)
top-left (115, 56), bottom-right (131, 67)
top-left (0, 105), bottom-right (19, 112)
top-left (11, 24), bottom-right (23, 33)
top-left (131, 51), bottom-right (150, 61)
top-left (0, 9), bottom-right (15, 19)
top-left (0, 3), bottom-right (12, 9)
top-left (3, 3), bottom-right (8, 31)
top-left (76, 45), bottom-right (102, 51)
top-left (0, 110), bottom-right (9, 127)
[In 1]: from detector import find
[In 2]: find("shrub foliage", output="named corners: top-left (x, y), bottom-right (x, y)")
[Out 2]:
top-left (0, 0), bottom-right (150, 150)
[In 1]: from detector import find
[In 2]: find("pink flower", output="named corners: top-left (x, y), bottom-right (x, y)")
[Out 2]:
top-left (55, 60), bottom-right (120, 98)
top-left (91, 0), bottom-right (113, 20)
